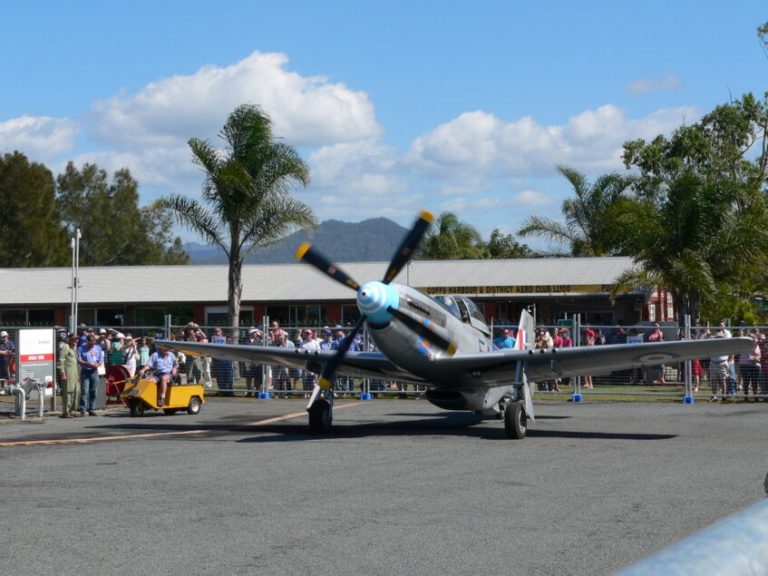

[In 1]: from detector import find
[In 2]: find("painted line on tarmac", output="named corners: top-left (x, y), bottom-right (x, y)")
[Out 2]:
top-left (0, 402), bottom-right (363, 447)
top-left (248, 401), bottom-right (360, 426)
top-left (0, 429), bottom-right (207, 447)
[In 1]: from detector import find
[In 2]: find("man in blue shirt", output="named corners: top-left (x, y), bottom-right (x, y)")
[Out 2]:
top-left (492, 328), bottom-right (516, 350)
top-left (139, 345), bottom-right (178, 406)
top-left (77, 335), bottom-right (104, 416)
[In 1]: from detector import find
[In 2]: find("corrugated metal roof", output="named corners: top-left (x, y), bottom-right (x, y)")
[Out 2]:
top-left (0, 257), bottom-right (636, 306)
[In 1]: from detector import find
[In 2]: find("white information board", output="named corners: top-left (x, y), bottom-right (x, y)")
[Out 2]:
top-left (18, 329), bottom-right (55, 397)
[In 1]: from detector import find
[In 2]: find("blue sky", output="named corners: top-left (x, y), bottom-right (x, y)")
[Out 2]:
top-left (2, 0), bottom-right (767, 245)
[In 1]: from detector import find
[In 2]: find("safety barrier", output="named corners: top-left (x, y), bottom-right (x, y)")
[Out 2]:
top-left (1, 318), bottom-right (767, 407)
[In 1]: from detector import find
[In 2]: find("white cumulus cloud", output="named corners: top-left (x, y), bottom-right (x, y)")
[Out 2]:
top-left (88, 51), bottom-right (382, 150)
top-left (0, 115), bottom-right (78, 161)
top-left (406, 104), bottom-right (697, 179)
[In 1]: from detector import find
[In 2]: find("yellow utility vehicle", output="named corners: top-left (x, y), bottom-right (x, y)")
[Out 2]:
top-left (121, 378), bottom-right (205, 417)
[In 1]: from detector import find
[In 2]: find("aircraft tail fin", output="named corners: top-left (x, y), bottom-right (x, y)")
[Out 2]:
top-left (515, 309), bottom-right (536, 351)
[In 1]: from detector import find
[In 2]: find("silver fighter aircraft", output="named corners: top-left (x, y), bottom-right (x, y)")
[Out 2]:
top-left (160, 211), bottom-right (752, 438)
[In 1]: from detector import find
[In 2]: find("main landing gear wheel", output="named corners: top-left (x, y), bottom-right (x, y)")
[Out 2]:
top-left (129, 399), bottom-right (145, 418)
top-left (308, 398), bottom-right (332, 434)
top-left (187, 396), bottom-right (202, 415)
top-left (504, 402), bottom-right (527, 439)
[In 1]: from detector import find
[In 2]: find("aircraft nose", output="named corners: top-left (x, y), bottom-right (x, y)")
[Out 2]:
top-left (358, 281), bottom-right (398, 326)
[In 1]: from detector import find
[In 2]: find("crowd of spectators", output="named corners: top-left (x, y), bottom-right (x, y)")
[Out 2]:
top-left (2, 318), bottom-right (766, 412)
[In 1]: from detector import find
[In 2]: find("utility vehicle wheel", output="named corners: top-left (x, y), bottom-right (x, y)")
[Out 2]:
top-left (187, 396), bottom-right (202, 415)
top-left (129, 400), bottom-right (145, 418)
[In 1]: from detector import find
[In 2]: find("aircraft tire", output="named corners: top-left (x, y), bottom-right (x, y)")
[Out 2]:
top-left (504, 402), bottom-right (527, 439)
top-left (309, 398), bottom-right (332, 434)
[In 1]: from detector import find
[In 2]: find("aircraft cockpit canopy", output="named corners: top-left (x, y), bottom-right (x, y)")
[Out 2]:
top-left (434, 295), bottom-right (489, 329)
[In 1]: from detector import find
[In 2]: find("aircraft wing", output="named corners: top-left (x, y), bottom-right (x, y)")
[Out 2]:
top-left (160, 336), bottom-right (752, 389)
top-left (157, 340), bottom-right (429, 385)
top-left (428, 337), bottom-right (754, 384)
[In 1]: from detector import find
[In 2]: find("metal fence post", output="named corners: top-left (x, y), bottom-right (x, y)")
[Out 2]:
top-left (258, 315), bottom-right (271, 399)
top-left (572, 314), bottom-right (583, 402)
top-left (683, 315), bottom-right (694, 404)
top-left (360, 327), bottom-right (373, 400)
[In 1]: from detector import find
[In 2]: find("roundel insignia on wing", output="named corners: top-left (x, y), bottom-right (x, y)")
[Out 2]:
top-left (634, 352), bottom-right (679, 363)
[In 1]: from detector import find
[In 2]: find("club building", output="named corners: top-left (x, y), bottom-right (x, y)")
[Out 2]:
top-left (0, 257), bottom-right (670, 330)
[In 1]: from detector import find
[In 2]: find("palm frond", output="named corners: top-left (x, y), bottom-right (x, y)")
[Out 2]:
top-left (159, 196), bottom-right (225, 252)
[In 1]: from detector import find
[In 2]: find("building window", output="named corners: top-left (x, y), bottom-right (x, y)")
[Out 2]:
top-left (341, 304), bottom-right (361, 326)
top-left (28, 309), bottom-right (55, 325)
top-left (293, 305), bottom-right (323, 328)
top-left (96, 308), bottom-right (126, 326)
top-left (205, 306), bottom-right (253, 326)
top-left (265, 306), bottom-right (290, 327)
top-left (0, 309), bottom-right (26, 325)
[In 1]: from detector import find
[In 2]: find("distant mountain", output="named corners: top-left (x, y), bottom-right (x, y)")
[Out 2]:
top-left (184, 217), bottom-right (409, 264)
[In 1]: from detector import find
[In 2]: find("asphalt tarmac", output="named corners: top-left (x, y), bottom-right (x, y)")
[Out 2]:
top-left (0, 396), bottom-right (766, 576)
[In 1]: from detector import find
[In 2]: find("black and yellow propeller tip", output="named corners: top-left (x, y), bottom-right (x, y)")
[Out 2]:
top-left (295, 242), bottom-right (312, 261)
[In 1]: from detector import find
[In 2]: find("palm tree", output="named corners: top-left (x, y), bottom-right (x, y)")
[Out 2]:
top-left (610, 170), bottom-right (768, 322)
top-left (416, 212), bottom-right (487, 259)
top-left (163, 105), bottom-right (317, 336)
top-left (517, 165), bottom-right (634, 256)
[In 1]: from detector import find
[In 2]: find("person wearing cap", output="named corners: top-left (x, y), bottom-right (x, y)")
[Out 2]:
top-left (319, 328), bottom-right (334, 351)
top-left (243, 328), bottom-right (263, 397)
top-left (297, 329), bottom-right (320, 396)
top-left (57, 333), bottom-right (81, 417)
top-left (270, 329), bottom-right (295, 397)
top-left (0, 330), bottom-right (16, 383)
top-left (78, 334), bottom-right (104, 416)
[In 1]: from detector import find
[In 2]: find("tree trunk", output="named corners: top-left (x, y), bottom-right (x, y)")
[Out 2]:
top-left (228, 255), bottom-right (243, 344)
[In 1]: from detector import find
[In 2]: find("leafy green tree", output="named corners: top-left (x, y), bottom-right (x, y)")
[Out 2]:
top-left (517, 165), bottom-right (634, 256)
top-left (56, 162), bottom-right (188, 265)
top-left (416, 212), bottom-right (487, 259)
top-left (140, 200), bottom-right (190, 265)
top-left (162, 104), bottom-right (316, 335)
top-left (486, 229), bottom-right (534, 258)
top-left (758, 20), bottom-right (768, 58)
top-left (617, 94), bottom-right (768, 322)
top-left (0, 151), bottom-right (68, 266)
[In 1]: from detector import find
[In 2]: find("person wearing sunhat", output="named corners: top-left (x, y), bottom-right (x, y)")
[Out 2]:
top-left (57, 333), bottom-right (81, 417)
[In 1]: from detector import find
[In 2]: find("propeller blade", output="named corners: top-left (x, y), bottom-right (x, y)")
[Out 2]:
top-left (387, 306), bottom-right (457, 356)
top-left (295, 243), bottom-right (361, 291)
top-left (316, 317), bottom-right (366, 391)
top-left (382, 211), bottom-right (434, 284)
